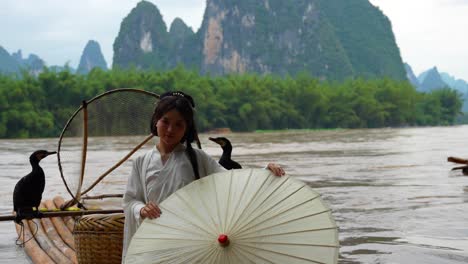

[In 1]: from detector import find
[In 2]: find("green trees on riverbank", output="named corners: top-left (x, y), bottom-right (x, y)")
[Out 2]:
top-left (0, 67), bottom-right (463, 138)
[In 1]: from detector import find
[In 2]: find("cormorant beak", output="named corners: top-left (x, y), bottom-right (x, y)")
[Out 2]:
top-left (39, 151), bottom-right (57, 160)
top-left (209, 137), bottom-right (225, 147)
top-left (209, 137), bottom-right (218, 143)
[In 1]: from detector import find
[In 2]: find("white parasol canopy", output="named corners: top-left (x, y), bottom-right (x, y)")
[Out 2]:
top-left (125, 168), bottom-right (339, 263)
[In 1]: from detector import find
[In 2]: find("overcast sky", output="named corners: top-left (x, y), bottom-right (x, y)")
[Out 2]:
top-left (1, 0), bottom-right (467, 80)
top-left (369, 0), bottom-right (468, 80)
top-left (0, 0), bottom-right (206, 69)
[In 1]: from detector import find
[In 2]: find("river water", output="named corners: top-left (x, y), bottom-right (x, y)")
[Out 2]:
top-left (0, 126), bottom-right (467, 263)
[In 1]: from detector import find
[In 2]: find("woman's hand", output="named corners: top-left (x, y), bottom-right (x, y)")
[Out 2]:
top-left (267, 163), bottom-right (286, 177)
top-left (140, 201), bottom-right (162, 219)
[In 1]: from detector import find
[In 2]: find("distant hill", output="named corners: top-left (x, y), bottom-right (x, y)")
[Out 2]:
top-left (12, 50), bottom-right (46, 76)
top-left (77, 40), bottom-right (108, 74)
top-left (417, 70), bottom-right (428, 84)
top-left (440, 72), bottom-right (468, 112)
top-left (418, 67), bottom-right (448, 92)
top-left (113, 0), bottom-right (406, 80)
top-left (0, 41), bottom-right (104, 76)
top-left (404, 63), bottom-right (419, 87)
top-left (408, 65), bottom-right (468, 112)
top-left (0, 46), bottom-right (20, 74)
top-left (440, 72), bottom-right (468, 94)
top-left (0, 47), bottom-right (45, 75)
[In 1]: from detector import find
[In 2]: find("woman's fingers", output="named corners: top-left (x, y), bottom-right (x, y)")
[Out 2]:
top-left (267, 163), bottom-right (286, 176)
top-left (147, 201), bottom-right (161, 214)
top-left (140, 201), bottom-right (162, 219)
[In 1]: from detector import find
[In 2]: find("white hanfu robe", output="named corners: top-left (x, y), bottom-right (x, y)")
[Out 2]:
top-left (122, 143), bottom-right (224, 259)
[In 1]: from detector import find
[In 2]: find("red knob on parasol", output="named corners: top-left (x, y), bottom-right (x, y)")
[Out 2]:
top-left (218, 234), bottom-right (230, 247)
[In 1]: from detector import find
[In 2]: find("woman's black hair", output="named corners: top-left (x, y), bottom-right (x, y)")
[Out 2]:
top-left (150, 91), bottom-right (201, 179)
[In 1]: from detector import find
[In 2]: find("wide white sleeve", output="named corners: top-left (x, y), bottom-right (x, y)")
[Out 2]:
top-left (122, 155), bottom-right (147, 261)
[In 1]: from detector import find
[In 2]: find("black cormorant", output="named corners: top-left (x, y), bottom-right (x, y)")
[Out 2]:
top-left (13, 150), bottom-right (56, 223)
top-left (209, 137), bottom-right (242, 170)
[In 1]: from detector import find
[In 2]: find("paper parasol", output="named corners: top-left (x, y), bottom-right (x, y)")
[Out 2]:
top-left (125, 168), bottom-right (339, 263)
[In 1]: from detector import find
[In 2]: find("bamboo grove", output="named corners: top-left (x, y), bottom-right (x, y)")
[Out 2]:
top-left (0, 66), bottom-right (463, 138)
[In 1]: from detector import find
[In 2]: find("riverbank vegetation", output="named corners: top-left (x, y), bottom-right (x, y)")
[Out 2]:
top-left (0, 67), bottom-right (463, 138)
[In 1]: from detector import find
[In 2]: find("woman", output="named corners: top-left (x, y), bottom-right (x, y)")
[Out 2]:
top-left (122, 91), bottom-right (285, 259)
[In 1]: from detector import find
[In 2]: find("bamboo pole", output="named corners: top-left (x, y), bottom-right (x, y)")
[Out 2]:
top-left (448, 156), bottom-right (468, 164)
top-left (80, 133), bottom-right (154, 196)
top-left (0, 209), bottom-right (123, 222)
top-left (15, 220), bottom-right (55, 264)
top-left (44, 199), bottom-right (76, 249)
top-left (60, 134), bottom-right (153, 209)
top-left (53, 196), bottom-right (76, 232)
top-left (40, 203), bottom-right (77, 264)
top-left (81, 194), bottom-right (123, 200)
top-left (75, 100), bottom-right (89, 206)
top-left (59, 101), bottom-right (90, 211)
top-left (27, 218), bottom-right (73, 264)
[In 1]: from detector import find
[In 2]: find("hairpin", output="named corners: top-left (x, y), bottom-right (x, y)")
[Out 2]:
top-left (160, 91), bottom-right (195, 108)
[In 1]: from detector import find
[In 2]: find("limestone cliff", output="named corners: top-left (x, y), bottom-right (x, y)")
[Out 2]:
top-left (113, 0), bottom-right (406, 80)
top-left (198, 0), bottom-right (353, 79)
top-left (319, 0), bottom-right (406, 79)
top-left (113, 0), bottom-right (169, 70)
top-left (77, 40), bottom-right (108, 74)
top-left (168, 18), bottom-right (199, 68)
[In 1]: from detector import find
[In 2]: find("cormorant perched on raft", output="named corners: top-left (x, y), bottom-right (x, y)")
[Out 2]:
top-left (209, 137), bottom-right (242, 170)
top-left (13, 150), bottom-right (56, 224)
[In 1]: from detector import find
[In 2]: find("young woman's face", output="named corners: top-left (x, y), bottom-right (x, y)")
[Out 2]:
top-left (156, 109), bottom-right (187, 148)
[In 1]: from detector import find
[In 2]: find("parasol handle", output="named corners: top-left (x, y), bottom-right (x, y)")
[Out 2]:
top-left (218, 234), bottom-right (230, 247)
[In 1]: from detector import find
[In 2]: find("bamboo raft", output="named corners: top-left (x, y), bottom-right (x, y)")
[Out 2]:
top-left (14, 196), bottom-right (124, 264)
top-left (14, 89), bottom-right (157, 263)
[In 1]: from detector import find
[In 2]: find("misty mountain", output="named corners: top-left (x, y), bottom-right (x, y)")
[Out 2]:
top-left (77, 40), bottom-right (108, 74)
top-left (408, 65), bottom-right (468, 95)
top-left (418, 67), bottom-right (448, 92)
top-left (0, 40), bottom-right (105, 76)
top-left (113, 0), bottom-right (406, 80)
top-left (404, 63), bottom-right (419, 87)
top-left (0, 46), bottom-right (20, 74)
top-left (417, 69), bottom-right (429, 84)
top-left (440, 72), bottom-right (468, 112)
top-left (414, 65), bottom-right (468, 94)
top-left (412, 66), bottom-right (468, 112)
top-left (12, 50), bottom-right (46, 76)
top-left (440, 72), bottom-right (468, 93)
top-left (0, 47), bottom-right (45, 75)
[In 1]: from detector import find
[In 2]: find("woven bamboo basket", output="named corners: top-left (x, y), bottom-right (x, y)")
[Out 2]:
top-left (74, 213), bottom-right (125, 264)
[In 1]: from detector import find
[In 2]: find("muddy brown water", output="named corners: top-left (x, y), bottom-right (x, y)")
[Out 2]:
top-left (1, 126), bottom-right (467, 263)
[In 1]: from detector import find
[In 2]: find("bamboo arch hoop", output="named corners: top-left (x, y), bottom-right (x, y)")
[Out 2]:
top-left (57, 88), bottom-right (159, 208)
